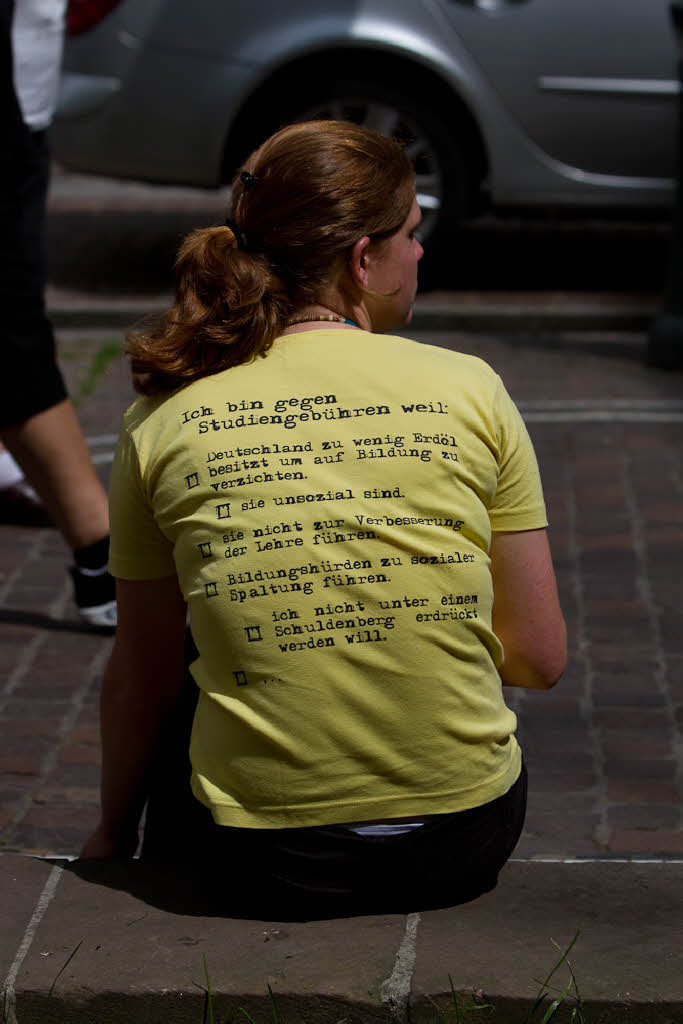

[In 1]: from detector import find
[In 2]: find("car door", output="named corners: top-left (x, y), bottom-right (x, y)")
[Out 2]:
top-left (432, 0), bottom-right (677, 180)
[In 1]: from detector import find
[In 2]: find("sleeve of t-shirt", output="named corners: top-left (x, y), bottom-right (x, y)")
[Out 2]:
top-left (489, 377), bottom-right (548, 533)
top-left (108, 426), bottom-right (177, 580)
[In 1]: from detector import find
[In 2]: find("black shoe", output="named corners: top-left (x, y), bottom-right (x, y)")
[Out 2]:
top-left (0, 481), bottom-right (53, 527)
top-left (69, 565), bottom-right (117, 629)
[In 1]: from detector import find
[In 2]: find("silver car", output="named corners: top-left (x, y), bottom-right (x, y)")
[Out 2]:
top-left (55, 0), bottom-right (678, 245)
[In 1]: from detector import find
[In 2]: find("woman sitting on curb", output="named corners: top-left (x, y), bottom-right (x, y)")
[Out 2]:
top-left (80, 120), bottom-right (566, 919)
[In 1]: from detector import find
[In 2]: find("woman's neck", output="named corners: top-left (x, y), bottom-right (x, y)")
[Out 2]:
top-left (282, 303), bottom-right (369, 334)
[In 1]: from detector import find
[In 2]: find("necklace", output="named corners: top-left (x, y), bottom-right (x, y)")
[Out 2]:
top-left (286, 314), bottom-right (360, 328)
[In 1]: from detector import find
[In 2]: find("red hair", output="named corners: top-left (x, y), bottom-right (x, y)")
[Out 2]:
top-left (126, 121), bottom-right (415, 395)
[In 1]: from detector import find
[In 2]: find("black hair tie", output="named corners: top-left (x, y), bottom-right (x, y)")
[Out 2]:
top-left (224, 217), bottom-right (248, 251)
top-left (240, 170), bottom-right (259, 190)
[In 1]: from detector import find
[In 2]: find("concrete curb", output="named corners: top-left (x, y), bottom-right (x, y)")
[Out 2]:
top-left (3, 854), bottom-right (682, 1023)
top-left (46, 293), bottom-right (658, 333)
top-left (409, 300), bottom-right (657, 333)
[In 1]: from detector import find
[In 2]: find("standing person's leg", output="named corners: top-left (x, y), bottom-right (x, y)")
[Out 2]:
top-left (0, 10), bottom-right (65, 425)
top-left (0, 7), bottom-right (114, 624)
top-left (0, 441), bottom-right (51, 525)
top-left (3, 399), bottom-right (110, 550)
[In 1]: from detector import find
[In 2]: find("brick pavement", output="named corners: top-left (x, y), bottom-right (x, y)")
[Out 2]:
top-left (1, 325), bottom-right (682, 859)
top-left (515, 419), bottom-right (683, 858)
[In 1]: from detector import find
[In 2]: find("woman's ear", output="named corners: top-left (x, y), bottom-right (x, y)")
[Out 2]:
top-left (349, 236), bottom-right (371, 289)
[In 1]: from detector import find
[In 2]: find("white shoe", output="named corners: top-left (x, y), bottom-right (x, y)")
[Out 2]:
top-left (77, 598), bottom-right (117, 629)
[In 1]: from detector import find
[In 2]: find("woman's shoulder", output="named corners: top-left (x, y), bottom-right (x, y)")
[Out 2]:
top-left (379, 333), bottom-right (500, 384)
top-left (120, 383), bottom-right (202, 445)
top-left (121, 391), bottom-right (174, 432)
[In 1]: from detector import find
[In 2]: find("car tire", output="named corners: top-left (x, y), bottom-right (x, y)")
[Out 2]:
top-left (253, 76), bottom-right (472, 278)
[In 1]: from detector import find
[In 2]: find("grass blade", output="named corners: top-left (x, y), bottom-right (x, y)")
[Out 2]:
top-left (550, 937), bottom-right (586, 1024)
top-left (525, 931), bottom-right (580, 1024)
top-left (203, 954), bottom-right (215, 1024)
top-left (448, 973), bottom-right (461, 1024)
top-left (539, 983), bottom-right (571, 1023)
top-left (47, 940), bottom-right (83, 999)
top-left (267, 983), bottom-right (280, 1023)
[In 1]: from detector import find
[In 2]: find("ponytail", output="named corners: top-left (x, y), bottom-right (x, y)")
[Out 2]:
top-left (125, 225), bottom-right (291, 396)
top-left (125, 120), bottom-right (415, 396)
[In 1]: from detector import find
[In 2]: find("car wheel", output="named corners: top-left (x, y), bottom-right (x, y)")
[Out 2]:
top-left (273, 79), bottom-right (471, 263)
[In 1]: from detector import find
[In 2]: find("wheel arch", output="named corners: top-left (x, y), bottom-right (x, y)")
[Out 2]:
top-left (221, 48), bottom-right (489, 213)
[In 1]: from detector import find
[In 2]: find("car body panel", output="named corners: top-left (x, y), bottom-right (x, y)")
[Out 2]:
top-left (53, 0), bottom-right (677, 209)
top-left (434, 0), bottom-right (676, 178)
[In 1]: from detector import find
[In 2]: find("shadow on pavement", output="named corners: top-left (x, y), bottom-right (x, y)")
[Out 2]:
top-left (47, 211), bottom-right (671, 294)
top-left (64, 857), bottom-right (408, 922)
top-left (0, 606), bottom-right (114, 635)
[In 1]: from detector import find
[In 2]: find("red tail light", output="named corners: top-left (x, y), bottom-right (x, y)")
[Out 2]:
top-left (66, 0), bottom-right (125, 36)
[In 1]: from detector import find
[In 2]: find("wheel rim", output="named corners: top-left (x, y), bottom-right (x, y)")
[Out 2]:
top-left (296, 97), bottom-right (444, 239)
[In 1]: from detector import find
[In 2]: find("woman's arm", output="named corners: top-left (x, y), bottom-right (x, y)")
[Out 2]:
top-left (80, 574), bottom-right (188, 858)
top-left (490, 528), bottom-right (566, 690)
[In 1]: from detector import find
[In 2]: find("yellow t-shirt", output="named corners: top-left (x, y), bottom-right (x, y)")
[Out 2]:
top-left (109, 330), bottom-right (548, 828)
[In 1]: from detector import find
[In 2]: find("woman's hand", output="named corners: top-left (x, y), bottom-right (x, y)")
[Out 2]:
top-left (79, 821), bottom-right (139, 860)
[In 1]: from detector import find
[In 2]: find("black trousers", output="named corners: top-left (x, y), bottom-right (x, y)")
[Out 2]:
top-left (1, 1), bottom-right (67, 429)
top-left (141, 635), bottom-right (527, 921)
top-left (145, 768), bottom-right (527, 921)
